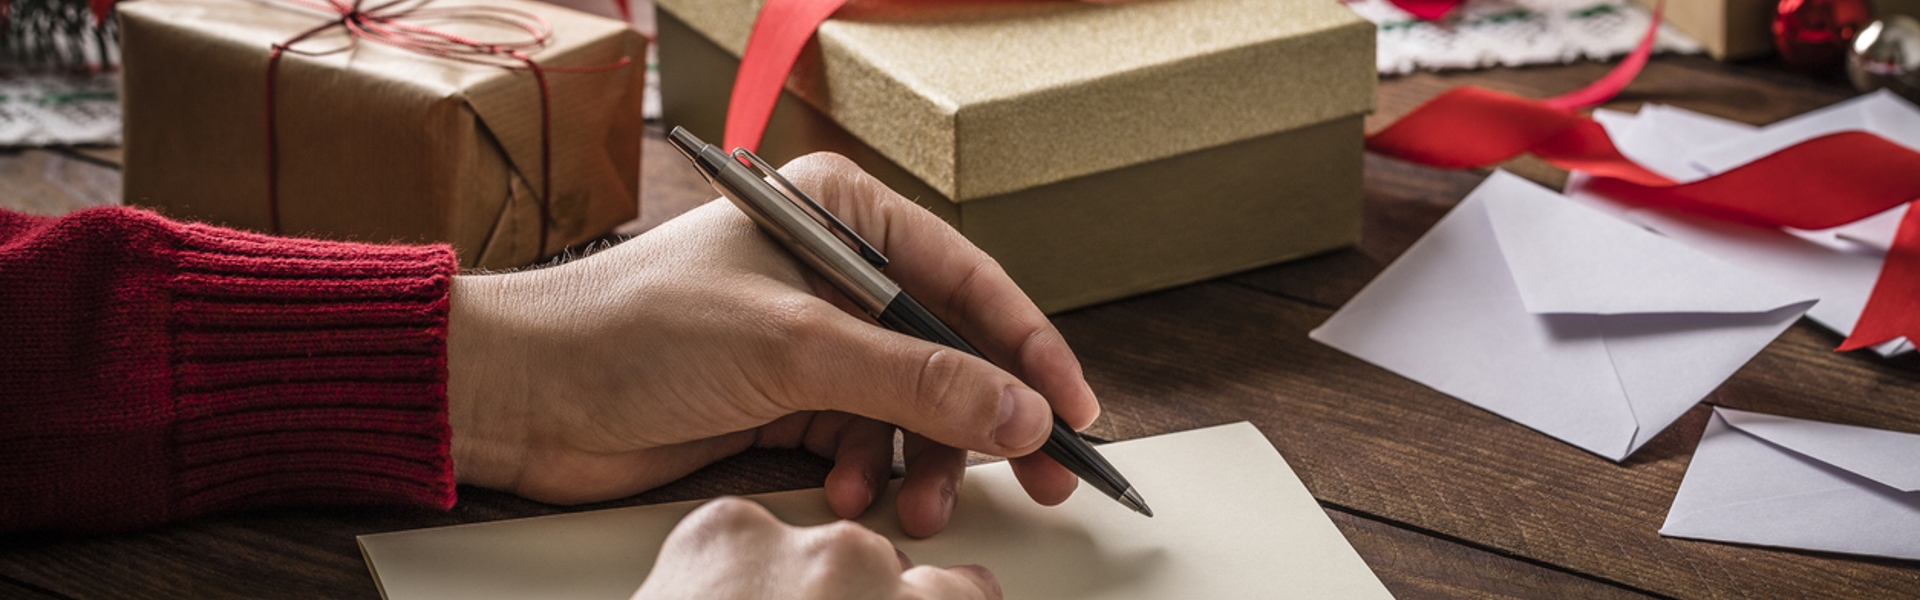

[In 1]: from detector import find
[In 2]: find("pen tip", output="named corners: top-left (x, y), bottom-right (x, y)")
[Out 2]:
top-left (1120, 488), bottom-right (1153, 518)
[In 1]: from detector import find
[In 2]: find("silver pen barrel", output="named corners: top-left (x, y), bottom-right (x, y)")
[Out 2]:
top-left (667, 129), bottom-right (901, 315)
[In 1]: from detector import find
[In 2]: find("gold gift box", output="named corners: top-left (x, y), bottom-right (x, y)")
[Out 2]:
top-left (656, 0), bottom-right (1375, 313)
top-left (119, 0), bottom-right (646, 269)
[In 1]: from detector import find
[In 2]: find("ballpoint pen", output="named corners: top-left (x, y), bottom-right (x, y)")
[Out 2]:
top-left (667, 126), bottom-right (1153, 518)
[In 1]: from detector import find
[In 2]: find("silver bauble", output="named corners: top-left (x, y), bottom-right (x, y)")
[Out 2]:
top-left (1848, 15), bottom-right (1920, 102)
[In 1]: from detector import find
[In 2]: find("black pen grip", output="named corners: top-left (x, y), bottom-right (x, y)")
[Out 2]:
top-left (876, 292), bottom-right (1135, 502)
top-left (876, 291), bottom-right (983, 358)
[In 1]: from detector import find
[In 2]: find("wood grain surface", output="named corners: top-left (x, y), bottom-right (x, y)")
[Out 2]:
top-left (3, 54), bottom-right (1917, 599)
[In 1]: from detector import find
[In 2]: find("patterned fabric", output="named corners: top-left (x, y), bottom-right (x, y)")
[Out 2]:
top-left (1349, 0), bottom-right (1703, 75)
top-left (0, 74), bottom-right (120, 146)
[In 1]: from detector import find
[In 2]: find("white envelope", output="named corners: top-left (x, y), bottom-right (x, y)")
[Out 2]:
top-left (1312, 171), bottom-right (1815, 461)
top-left (1566, 101), bottom-right (1915, 356)
top-left (1661, 407), bottom-right (1920, 561)
top-left (1686, 89), bottom-right (1920, 253)
top-left (1687, 89), bottom-right (1920, 177)
top-left (1594, 104), bottom-right (1755, 183)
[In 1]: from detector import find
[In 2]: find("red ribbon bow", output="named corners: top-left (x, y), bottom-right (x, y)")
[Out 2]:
top-left (264, 0), bottom-right (631, 255)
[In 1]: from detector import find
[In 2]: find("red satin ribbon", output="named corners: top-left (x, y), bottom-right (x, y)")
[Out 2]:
top-left (724, 0), bottom-right (850, 153)
top-left (264, 0), bottom-right (630, 255)
top-left (1382, 0), bottom-right (1464, 20)
top-left (1366, 3), bottom-right (1920, 351)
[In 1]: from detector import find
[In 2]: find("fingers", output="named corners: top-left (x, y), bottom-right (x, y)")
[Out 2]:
top-left (776, 153), bottom-right (1101, 431)
top-left (824, 417), bottom-right (896, 520)
top-left (786, 509), bottom-right (1003, 600)
top-left (897, 433), bottom-right (967, 538)
top-left (645, 497), bottom-right (785, 573)
top-left (741, 411), bottom-right (894, 520)
top-left (768, 302), bottom-right (1054, 458)
top-left (759, 152), bottom-right (1104, 515)
top-left (638, 497), bottom-right (1003, 600)
top-left (1007, 453), bottom-right (1079, 506)
top-left (901, 565), bottom-right (1004, 600)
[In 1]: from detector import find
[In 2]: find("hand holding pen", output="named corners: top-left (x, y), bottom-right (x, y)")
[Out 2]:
top-left (670, 128), bottom-right (1151, 517)
top-left (449, 148), bottom-right (1120, 542)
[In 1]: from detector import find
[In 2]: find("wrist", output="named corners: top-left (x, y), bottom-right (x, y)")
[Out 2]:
top-left (446, 273), bottom-right (531, 492)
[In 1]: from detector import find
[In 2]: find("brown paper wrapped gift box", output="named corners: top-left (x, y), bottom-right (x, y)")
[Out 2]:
top-left (656, 0), bottom-right (1375, 313)
top-left (119, 0), bottom-right (646, 269)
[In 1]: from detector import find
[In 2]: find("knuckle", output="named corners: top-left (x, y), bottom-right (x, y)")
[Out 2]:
top-left (911, 348), bottom-right (971, 421)
top-left (940, 259), bottom-right (1000, 322)
top-left (781, 152), bottom-right (860, 196)
top-left (812, 519), bottom-right (878, 547)
top-left (766, 295), bottom-right (836, 342)
top-left (762, 299), bottom-right (843, 404)
top-left (687, 496), bottom-right (771, 532)
top-left (806, 520), bottom-right (894, 565)
top-left (662, 497), bottom-right (779, 556)
top-left (790, 151), bottom-right (858, 173)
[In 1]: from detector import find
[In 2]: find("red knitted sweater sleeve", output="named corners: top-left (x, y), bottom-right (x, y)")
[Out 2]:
top-left (0, 207), bottom-right (459, 533)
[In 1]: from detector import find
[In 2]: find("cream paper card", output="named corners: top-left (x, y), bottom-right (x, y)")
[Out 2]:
top-left (359, 422), bottom-right (1394, 599)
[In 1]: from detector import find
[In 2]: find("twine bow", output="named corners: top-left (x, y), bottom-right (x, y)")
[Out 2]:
top-left (265, 0), bottom-right (631, 255)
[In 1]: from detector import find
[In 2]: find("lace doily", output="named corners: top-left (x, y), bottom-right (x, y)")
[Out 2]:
top-left (1349, 0), bottom-right (1705, 75)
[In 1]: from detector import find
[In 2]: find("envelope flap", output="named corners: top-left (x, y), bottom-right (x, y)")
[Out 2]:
top-left (1479, 171), bottom-right (1808, 315)
top-left (1719, 407), bottom-right (1920, 492)
top-left (1861, 88), bottom-right (1920, 151)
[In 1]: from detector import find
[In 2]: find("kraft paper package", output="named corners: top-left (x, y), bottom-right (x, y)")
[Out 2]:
top-left (120, 0), bottom-right (646, 269)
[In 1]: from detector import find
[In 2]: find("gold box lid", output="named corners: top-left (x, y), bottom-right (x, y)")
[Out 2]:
top-left (658, 0), bottom-right (1376, 202)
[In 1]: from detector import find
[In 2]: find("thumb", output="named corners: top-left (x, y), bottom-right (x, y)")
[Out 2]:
top-left (777, 305), bottom-right (1054, 458)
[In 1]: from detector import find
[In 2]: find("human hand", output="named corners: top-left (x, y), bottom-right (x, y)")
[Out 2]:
top-left (446, 152), bottom-right (1100, 537)
top-left (631, 497), bottom-right (1000, 600)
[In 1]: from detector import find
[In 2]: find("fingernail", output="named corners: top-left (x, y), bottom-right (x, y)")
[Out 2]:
top-left (857, 471), bottom-right (877, 510)
top-left (993, 386), bottom-right (1049, 450)
top-left (896, 548), bottom-right (913, 570)
top-left (941, 480), bottom-right (958, 522)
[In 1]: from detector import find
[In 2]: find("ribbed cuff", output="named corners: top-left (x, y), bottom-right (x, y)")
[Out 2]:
top-left (163, 223), bottom-right (458, 518)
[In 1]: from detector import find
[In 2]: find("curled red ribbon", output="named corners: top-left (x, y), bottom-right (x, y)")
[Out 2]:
top-left (724, 0), bottom-right (850, 153)
top-left (1366, 2), bottom-right (1920, 352)
top-left (264, 0), bottom-right (631, 255)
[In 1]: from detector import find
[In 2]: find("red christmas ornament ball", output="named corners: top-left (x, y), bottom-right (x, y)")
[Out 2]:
top-left (1775, 0), bottom-right (1876, 72)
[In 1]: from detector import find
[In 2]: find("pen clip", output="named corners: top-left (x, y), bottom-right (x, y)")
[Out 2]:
top-left (735, 148), bottom-right (889, 269)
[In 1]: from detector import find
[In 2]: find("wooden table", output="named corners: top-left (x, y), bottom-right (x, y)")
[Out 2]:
top-left (3, 55), bottom-right (1917, 599)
